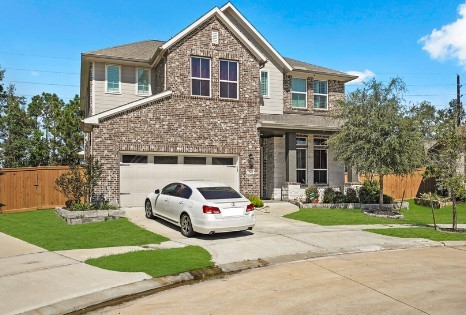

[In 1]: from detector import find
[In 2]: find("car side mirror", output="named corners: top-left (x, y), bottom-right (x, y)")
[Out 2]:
top-left (154, 189), bottom-right (160, 194)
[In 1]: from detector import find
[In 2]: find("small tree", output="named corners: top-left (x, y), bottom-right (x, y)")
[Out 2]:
top-left (424, 109), bottom-right (466, 230)
top-left (328, 78), bottom-right (425, 209)
top-left (55, 156), bottom-right (102, 208)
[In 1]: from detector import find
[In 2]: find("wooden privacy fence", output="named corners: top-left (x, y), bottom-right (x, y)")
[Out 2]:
top-left (358, 168), bottom-right (435, 200)
top-left (0, 166), bottom-right (71, 213)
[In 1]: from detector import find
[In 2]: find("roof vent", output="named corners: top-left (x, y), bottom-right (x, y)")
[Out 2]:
top-left (212, 31), bottom-right (219, 45)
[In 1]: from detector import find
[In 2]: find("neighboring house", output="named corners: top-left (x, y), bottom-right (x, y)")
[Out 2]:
top-left (81, 2), bottom-right (357, 207)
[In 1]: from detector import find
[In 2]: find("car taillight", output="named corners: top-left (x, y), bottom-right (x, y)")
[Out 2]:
top-left (246, 203), bottom-right (254, 212)
top-left (203, 205), bottom-right (221, 214)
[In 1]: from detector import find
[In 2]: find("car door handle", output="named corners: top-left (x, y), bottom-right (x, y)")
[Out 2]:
top-left (179, 201), bottom-right (184, 204)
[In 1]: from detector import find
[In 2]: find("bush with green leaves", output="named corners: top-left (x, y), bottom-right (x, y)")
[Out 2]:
top-left (333, 191), bottom-right (346, 203)
top-left (55, 155), bottom-right (103, 209)
top-left (359, 179), bottom-right (394, 204)
top-left (344, 188), bottom-right (359, 203)
top-left (323, 188), bottom-right (336, 203)
top-left (247, 195), bottom-right (264, 208)
top-left (305, 185), bottom-right (319, 202)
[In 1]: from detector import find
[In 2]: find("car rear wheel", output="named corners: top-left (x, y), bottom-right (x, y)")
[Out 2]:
top-left (145, 200), bottom-right (155, 219)
top-left (180, 213), bottom-right (195, 237)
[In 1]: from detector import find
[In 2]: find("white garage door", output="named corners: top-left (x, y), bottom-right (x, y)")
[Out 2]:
top-left (119, 154), bottom-right (239, 207)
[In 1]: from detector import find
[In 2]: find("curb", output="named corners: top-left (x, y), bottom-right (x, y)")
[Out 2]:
top-left (24, 241), bottom-right (456, 315)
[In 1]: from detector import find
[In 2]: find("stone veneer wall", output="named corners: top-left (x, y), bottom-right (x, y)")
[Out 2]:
top-left (283, 77), bottom-right (344, 113)
top-left (91, 15), bottom-right (261, 205)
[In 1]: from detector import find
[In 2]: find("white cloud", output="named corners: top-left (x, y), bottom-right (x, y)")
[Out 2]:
top-left (419, 2), bottom-right (466, 68)
top-left (345, 69), bottom-right (375, 84)
top-left (30, 71), bottom-right (39, 76)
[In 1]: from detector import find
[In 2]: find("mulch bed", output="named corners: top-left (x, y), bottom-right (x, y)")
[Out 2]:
top-left (435, 227), bottom-right (466, 233)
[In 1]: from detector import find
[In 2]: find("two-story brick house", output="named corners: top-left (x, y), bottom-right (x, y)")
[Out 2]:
top-left (81, 3), bottom-right (357, 207)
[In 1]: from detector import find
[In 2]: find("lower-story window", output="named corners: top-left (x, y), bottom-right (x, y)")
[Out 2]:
top-left (313, 138), bottom-right (328, 184)
top-left (296, 136), bottom-right (307, 183)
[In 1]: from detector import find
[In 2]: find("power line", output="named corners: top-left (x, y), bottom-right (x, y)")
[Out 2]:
top-left (346, 83), bottom-right (456, 87)
top-left (0, 51), bottom-right (77, 60)
top-left (5, 80), bottom-right (79, 87)
top-left (4, 67), bottom-right (79, 75)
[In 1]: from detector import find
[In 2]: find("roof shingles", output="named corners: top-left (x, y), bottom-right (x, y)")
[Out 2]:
top-left (83, 40), bottom-right (165, 62)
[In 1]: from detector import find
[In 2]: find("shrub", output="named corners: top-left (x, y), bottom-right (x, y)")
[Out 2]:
top-left (333, 191), bottom-right (346, 203)
top-left (359, 179), bottom-right (394, 204)
top-left (456, 187), bottom-right (466, 202)
top-left (323, 188), bottom-right (336, 203)
top-left (305, 185), bottom-right (319, 202)
top-left (55, 155), bottom-right (103, 209)
top-left (358, 180), bottom-right (380, 204)
top-left (345, 188), bottom-right (359, 203)
top-left (247, 195), bottom-right (264, 208)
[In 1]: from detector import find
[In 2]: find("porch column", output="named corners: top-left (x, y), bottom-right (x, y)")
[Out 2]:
top-left (347, 164), bottom-right (360, 183)
top-left (285, 132), bottom-right (297, 182)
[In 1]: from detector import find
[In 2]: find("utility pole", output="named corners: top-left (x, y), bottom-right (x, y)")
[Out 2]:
top-left (457, 74), bottom-right (462, 126)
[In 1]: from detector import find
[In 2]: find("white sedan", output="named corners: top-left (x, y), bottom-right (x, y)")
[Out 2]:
top-left (145, 180), bottom-right (256, 237)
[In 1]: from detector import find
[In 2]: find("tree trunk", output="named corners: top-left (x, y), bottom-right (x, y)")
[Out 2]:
top-left (379, 174), bottom-right (384, 211)
top-left (452, 191), bottom-right (458, 230)
top-left (429, 193), bottom-right (437, 230)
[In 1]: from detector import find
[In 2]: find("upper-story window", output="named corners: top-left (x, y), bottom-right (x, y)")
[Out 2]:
top-left (219, 60), bottom-right (238, 99)
top-left (260, 70), bottom-right (269, 98)
top-left (314, 80), bottom-right (328, 110)
top-left (292, 78), bottom-right (307, 108)
top-left (106, 65), bottom-right (121, 93)
top-left (136, 68), bottom-right (150, 95)
top-left (191, 56), bottom-right (211, 97)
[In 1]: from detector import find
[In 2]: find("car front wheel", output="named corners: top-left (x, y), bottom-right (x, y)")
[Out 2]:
top-left (145, 200), bottom-right (155, 219)
top-left (180, 213), bottom-right (195, 237)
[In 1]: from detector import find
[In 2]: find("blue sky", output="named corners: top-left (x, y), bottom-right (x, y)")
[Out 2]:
top-left (1, 0), bottom-right (465, 108)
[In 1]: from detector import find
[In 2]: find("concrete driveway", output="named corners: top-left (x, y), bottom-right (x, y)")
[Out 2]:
top-left (125, 201), bottom-right (440, 266)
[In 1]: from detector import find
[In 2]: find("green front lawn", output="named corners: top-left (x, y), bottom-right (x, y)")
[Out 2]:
top-left (86, 246), bottom-right (213, 278)
top-left (284, 200), bottom-right (466, 226)
top-left (0, 210), bottom-right (169, 251)
top-left (366, 227), bottom-right (466, 241)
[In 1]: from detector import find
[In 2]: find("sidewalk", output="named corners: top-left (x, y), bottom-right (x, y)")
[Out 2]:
top-left (0, 232), bottom-right (151, 315)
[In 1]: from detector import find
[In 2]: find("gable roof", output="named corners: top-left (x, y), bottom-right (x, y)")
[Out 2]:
top-left (83, 40), bottom-right (164, 62)
top-left (285, 57), bottom-right (357, 81)
top-left (220, 2), bottom-right (293, 72)
top-left (153, 7), bottom-right (267, 66)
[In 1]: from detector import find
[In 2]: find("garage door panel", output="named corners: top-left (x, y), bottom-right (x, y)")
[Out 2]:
top-left (120, 161), bottom-right (239, 207)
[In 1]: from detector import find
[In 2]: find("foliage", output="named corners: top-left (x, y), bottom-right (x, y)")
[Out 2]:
top-left (304, 185), bottom-right (319, 202)
top-left (0, 210), bottom-right (169, 251)
top-left (328, 78), bottom-right (425, 208)
top-left (345, 188), bottom-right (359, 203)
top-left (0, 68), bottom-right (83, 167)
top-left (424, 107), bottom-right (466, 230)
top-left (366, 227), bottom-right (466, 241)
top-left (333, 191), bottom-right (346, 203)
top-left (323, 188), bottom-right (336, 203)
top-left (0, 85), bottom-right (30, 167)
top-left (55, 155), bottom-right (103, 207)
top-left (285, 200), bottom-right (466, 226)
top-left (418, 192), bottom-right (449, 202)
top-left (247, 195), bottom-right (264, 208)
top-left (456, 187), bottom-right (466, 203)
top-left (86, 246), bottom-right (213, 278)
top-left (359, 180), bottom-right (381, 203)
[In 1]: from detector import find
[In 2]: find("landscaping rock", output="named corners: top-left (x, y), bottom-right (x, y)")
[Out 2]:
top-left (55, 207), bottom-right (125, 225)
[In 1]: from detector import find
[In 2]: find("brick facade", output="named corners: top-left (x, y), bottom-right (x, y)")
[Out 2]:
top-left (91, 16), bottom-right (261, 204)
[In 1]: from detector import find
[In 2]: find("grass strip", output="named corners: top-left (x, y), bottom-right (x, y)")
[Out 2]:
top-left (0, 210), bottom-right (168, 251)
top-left (86, 246), bottom-right (213, 278)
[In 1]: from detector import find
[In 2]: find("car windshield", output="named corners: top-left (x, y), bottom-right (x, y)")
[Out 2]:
top-left (197, 186), bottom-right (242, 200)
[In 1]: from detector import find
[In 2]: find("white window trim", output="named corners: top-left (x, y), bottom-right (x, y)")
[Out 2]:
top-left (313, 80), bottom-right (328, 111)
top-left (291, 77), bottom-right (307, 109)
top-left (296, 135), bottom-right (308, 183)
top-left (135, 68), bottom-right (151, 96)
top-left (190, 56), bottom-right (211, 98)
top-left (219, 59), bottom-right (239, 100)
top-left (260, 69), bottom-right (269, 98)
top-left (313, 137), bottom-right (328, 185)
top-left (105, 64), bottom-right (121, 94)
